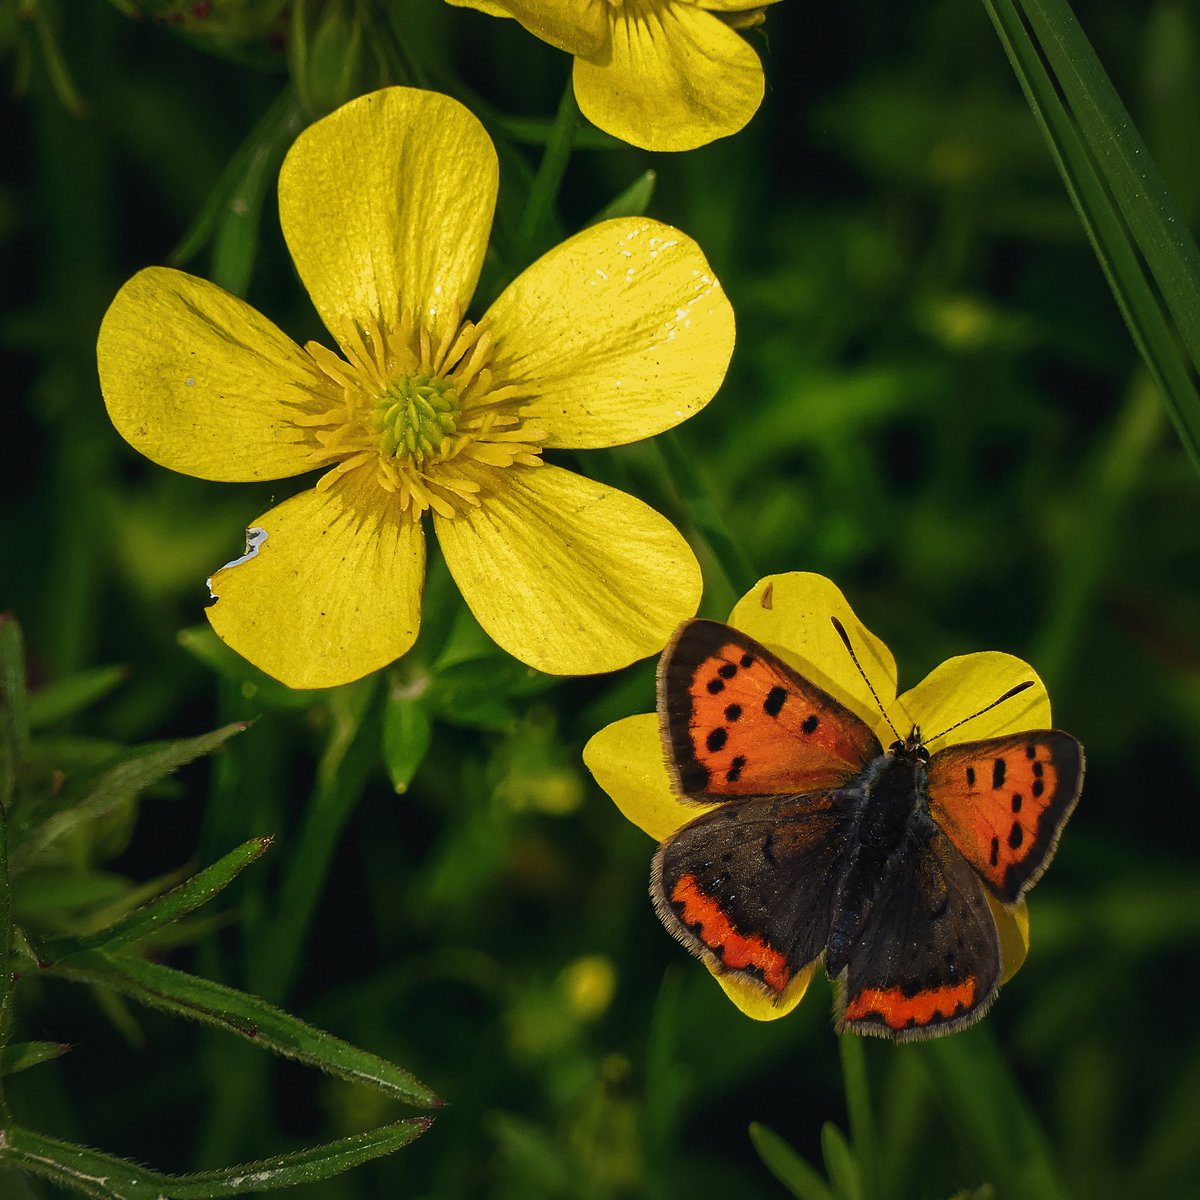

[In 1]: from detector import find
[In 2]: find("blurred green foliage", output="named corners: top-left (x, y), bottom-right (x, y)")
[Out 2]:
top-left (2, 0), bottom-right (1200, 1196)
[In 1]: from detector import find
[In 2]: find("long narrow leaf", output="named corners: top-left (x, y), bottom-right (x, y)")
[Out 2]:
top-left (0, 1042), bottom-right (72, 1076)
top-left (1020, 0), bottom-right (1200, 372)
top-left (42, 838), bottom-right (273, 960)
top-left (982, 0), bottom-right (1200, 470)
top-left (26, 666), bottom-right (128, 729)
top-left (749, 1123), bottom-right (834, 1200)
top-left (42, 949), bottom-right (439, 1107)
top-left (11, 724), bottom-right (247, 872)
top-left (0, 616), bottom-right (30, 810)
top-left (0, 1118), bottom-right (432, 1199)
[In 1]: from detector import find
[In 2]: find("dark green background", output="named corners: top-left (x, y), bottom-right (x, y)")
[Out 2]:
top-left (3, 0), bottom-right (1200, 1196)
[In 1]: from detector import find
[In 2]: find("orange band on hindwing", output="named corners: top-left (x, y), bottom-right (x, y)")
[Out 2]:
top-left (671, 873), bottom-right (791, 992)
top-left (844, 979), bottom-right (977, 1030)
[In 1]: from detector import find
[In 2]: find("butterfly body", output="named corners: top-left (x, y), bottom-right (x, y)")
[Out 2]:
top-left (653, 619), bottom-right (1084, 1041)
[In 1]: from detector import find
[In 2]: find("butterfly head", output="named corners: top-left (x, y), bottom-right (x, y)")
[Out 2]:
top-left (888, 726), bottom-right (930, 763)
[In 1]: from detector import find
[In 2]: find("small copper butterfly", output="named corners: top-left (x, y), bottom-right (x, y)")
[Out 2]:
top-left (651, 618), bottom-right (1085, 1040)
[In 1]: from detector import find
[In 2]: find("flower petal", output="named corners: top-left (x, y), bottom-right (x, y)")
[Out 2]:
top-left (991, 897), bottom-right (1030, 984)
top-left (716, 961), bottom-right (816, 1021)
top-left (728, 573), bottom-right (899, 734)
top-left (278, 87), bottom-right (497, 353)
top-left (97, 267), bottom-right (325, 482)
top-left (689, 0), bottom-right (781, 11)
top-left (584, 713), bottom-right (714, 840)
top-left (481, 218), bottom-right (734, 449)
top-left (434, 464), bottom-right (701, 674)
top-left (206, 466), bottom-right (425, 689)
top-left (572, 1), bottom-right (763, 151)
top-left (893, 652), bottom-right (1051, 755)
top-left (446, 0), bottom-right (607, 55)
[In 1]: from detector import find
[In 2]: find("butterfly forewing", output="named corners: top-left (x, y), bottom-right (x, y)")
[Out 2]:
top-left (659, 620), bottom-right (882, 801)
top-left (837, 831), bottom-right (1002, 1041)
top-left (653, 792), bottom-right (851, 996)
top-left (926, 731), bottom-right (1084, 904)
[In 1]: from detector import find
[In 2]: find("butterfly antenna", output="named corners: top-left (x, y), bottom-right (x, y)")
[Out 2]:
top-left (928, 680), bottom-right (1036, 742)
top-left (830, 616), bottom-right (900, 741)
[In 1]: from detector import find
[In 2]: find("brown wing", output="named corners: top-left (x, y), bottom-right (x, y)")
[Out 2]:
top-left (658, 620), bottom-right (881, 801)
top-left (926, 731), bottom-right (1084, 903)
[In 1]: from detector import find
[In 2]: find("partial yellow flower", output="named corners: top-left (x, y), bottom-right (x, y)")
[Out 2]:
top-left (446, 0), bottom-right (777, 151)
top-left (97, 87), bottom-right (734, 688)
top-left (584, 572), bottom-right (1043, 1021)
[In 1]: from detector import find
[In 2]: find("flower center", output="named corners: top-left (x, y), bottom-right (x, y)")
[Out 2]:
top-left (375, 374), bottom-right (461, 463)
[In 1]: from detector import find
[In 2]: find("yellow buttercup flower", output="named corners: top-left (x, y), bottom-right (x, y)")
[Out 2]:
top-left (446, 0), bottom-right (777, 151)
top-left (97, 87), bottom-right (734, 688)
top-left (585, 573), bottom-right (1054, 1023)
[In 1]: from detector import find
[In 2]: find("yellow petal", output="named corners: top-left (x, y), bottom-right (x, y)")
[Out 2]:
top-left (447, 0), bottom-right (607, 55)
top-left (728, 573), bottom-right (899, 735)
top-left (572, 2), bottom-right (763, 151)
top-left (278, 87), bottom-right (497, 354)
top-left (97, 267), bottom-right (325, 482)
top-left (434, 464), bottom-right (701, 674)
top-left (584, 713), bottom-right (715, 840)
top-left (716, 960), bottom-right (817, 1021)
top-left (480, 219), bottom-right (734, 449)
top-left (689, 0), bottom-right (781, 11)
top-left (206, 466), bottom-right (425, 689)
top-left (990, 897), bottom-right (1030, 984)
top-left (892, 652), bottom-right (1052, 755)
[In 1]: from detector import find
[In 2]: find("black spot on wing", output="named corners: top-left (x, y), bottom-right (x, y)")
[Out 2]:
top-left (764, 687), bottom-right (787, 717)
top-left (992, 758), bottom-right (1006, 789)
top-left (706, 728), bottom-right (727, 753)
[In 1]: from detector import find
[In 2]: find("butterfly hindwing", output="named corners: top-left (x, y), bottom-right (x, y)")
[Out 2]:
top-left (837, 830), bottom-right (1002, 1041)
top-left (659, 620), bottom-right (882, 801)
top-left (926, 731), bottom-right (1084, 903)
top-left (653, 792), bottom-right (851, 996)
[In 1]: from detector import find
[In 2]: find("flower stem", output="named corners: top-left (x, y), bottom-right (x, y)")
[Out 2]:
top-left (516, 77), bottom-right (579, 267)
top-left (654, 430), bottom-right (758, 607)
top-left (839, 1033), bottom-right (880, 1200)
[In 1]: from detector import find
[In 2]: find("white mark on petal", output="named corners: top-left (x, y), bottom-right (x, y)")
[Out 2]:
top-left (207, 526), bottom-right (268, 597)
top-left (185, 376), bottom-right (196, 387)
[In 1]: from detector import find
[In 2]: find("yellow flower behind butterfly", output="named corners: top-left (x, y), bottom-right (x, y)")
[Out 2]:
top-left (97, 87), bottom-right (734, 688)
top-left (446, 0), bottom-right (777, 151)
top-left (584, 572), bottom-right (1050, 1022)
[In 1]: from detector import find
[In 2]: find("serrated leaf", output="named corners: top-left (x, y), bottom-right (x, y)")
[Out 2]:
top-left (10, 724), bottom-right (247, 873)
top-left (821, 1122), bottom-right (861, 1200)
top-left (43, 949), bottom-right (439, 1107)
top-left (382, 695), bottom-right (432, 794)
top-left (42, 837), bottom-right (272, 959)
top-left (0, 1041), bottom-right (71, 1076)
top-left (27, 666), bottom-right (128, 729)
top-left (0, 1117), bottom-right (432, 1199)
top-left (749, 1123), bottom-right (834, 1200)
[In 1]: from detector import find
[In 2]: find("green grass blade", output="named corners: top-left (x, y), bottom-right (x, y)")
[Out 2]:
top-left (42, 949), bottom-right (439, 1107)
top-left (0, 616), bottom-right (30, 810)
top-left (838, 1036), bottom-right (879, 1200)
top-left (589, 170), bottom-right (657, 225)
top-left (982, 0), bottom-right (1200, 471)
top-left (0, 1118), bottom-right (432, 1198)
top-left (749, 1123), bottom-right (834, 1200)
top-left (41, 837), bottom-right (273, 959)
top-left (26, 666), bottom-right (128, 729)
top-left (10, 724), bottom-right (247, 872)
top-left (1020, 0), bottom-right (1200, 373)
top-left (0, 1042), bottom-right (72, 1076)
top-left (820, 1122), bottom-right (861, 1200)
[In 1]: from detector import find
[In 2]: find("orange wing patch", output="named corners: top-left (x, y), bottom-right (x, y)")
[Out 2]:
top-left (671, 873), bottom-right (791, 992)
top-left (844, 979), bottom-right (977, 1031)
top-left (927, 732), bottom-right (1084, 903)
top-left (659, 620), bottom-right (881, 800)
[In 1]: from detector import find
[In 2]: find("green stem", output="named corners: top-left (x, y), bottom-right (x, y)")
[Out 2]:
top-left (515, 78), bottom-right (579, 267)
top-left (654, 431), bottom-right (758, 608)
top-left (838, 1035), bottom-right (879, 1200)
top-left (0, 802), bottom-right (12, 1121)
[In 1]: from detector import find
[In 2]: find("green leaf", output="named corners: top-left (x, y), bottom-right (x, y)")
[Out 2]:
top-left (821, 1122), bottom-right (861, 1200)
top-left (0, 1117), bottom-right (432, 1198)
top-left (176, 626), bottom-right (325, 711)
top-left (10, 724), bottom-right (247, 873)
top-left (982, 0), bottom-right (1200, 471)
top-left (381, 693), bottom-right (433, 794)
top-left (589, 170), bottom-right (657, 225)
top-left (0, 614), bottom-right (30, 810)
top-left (26, 666), bottom-right (128, 729)
top-left (749, 1123), bottom-right (834, 1200)
top-left (42, 837), bottom-right (272, 960)
top-left (42, 949), bottom-right (440, 1107)
top-left (0, 1041), bottom-right (71, 1076)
